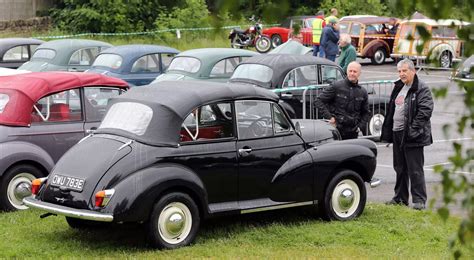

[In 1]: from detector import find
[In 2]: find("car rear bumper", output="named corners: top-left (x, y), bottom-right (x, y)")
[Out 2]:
top-left (23, 196), bottom-right (113, 222)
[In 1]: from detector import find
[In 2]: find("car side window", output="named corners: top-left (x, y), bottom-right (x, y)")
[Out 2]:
top-left (321, 65), bottom-right (344, 84)
top-left (84, 87), bottom-right (123, 122)
top-left (69, 47), bottom-right (100, 65)
top-left (3, 45), bottom-right (29, 61)
top-left (282, 65), bottom-right (317, 88)
top-left (236, 101), bottom-right (273, 139)
top-left (180, 102), bottom-right (234, 143)
top-left (132, 54), bottom-right (160, 73)
top-left (32, 89), bottom-right (83, 123)
top-left (160, 53), bottom-right (176, 70)
top-left (210, 57), bottom-right (241, 77)
top-left (350, 23), bottom-right (361, 35)
top-left (273, 104), bottom-right (291, 134)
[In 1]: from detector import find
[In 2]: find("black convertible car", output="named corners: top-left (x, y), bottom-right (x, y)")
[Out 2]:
top-left (25, 81), bottom-right (379, 249)
top-left (229, 54), bottom-right (389, 136)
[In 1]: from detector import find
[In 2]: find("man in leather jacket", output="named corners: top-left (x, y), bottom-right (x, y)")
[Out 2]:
top-left (316, 62), bottom-right (370, 139)
top-left (381, 58), bottom-right (434, 210)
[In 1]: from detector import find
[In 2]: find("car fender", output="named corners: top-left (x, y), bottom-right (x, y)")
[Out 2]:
top-left (0, 141), bottom-right (54, 177)
top-left (361, 40), bottom-right (390, 57)
top-left (105, 163), bottom-right (208, 223)
top-left (429, 43), bottom-right (454, 60)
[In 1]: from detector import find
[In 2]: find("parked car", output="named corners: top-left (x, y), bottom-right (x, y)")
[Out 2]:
top-left (0, 72), bottom-right (128, 211)
top-left (18, 39), bottom-right (112, 72)
top-left (391, 19), bottom-right (470, 68)
top-left (25, 80), bottom-right (379, 249)
top-left (339, 16), bottom-right (400, 65)
top-left (87, 44), bottom-right (179, 86)
top-left (452, 55), bottom-right (473, 82)
top-left (229, 54), bottom-right (390, 136)
top-left (152, 48), bottom-right (258, 83)
top-left (263, 16), bottom-right (316, 48)
top-left (0, 38), bottom-right (44, 69)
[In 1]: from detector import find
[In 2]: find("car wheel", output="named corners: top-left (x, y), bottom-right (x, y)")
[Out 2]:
top-left (66, 217), bottom-right (107, 229)
top-left (321, 169), bottom-right (366, 221)
top-left (371, 48), bottom-right (386, 65)
top-left (439, 51), bottom-right (452, 68)
top-left (148, 192), bottom-right (200, 249)
top-left (0, 164), bottom-right (43, 211)
top-left (271, 34), bottom-right (282, 48)
top-left (366, 107), bottom-right (385, 137)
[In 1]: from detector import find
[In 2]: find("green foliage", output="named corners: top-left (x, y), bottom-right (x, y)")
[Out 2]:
top-left (155, 0), bottom-right (210, 29)
top-left (319, 0), bottom-right (387, 17)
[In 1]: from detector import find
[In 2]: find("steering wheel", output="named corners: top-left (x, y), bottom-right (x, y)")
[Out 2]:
top-left (247, 116), bottom-right (272, 138)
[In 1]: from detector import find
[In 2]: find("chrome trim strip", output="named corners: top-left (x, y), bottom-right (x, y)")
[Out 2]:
top-left (240, 201), bottom-right (315, 214)
top-left (23, 196), bottom-right (113, 222)
top-left (118, 140), bottom-right (133, 151)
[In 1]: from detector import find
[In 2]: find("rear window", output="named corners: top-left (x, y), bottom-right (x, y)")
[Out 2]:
top-left (231, 64), bottom-right (273, 83)
top-left (339, 22), bottom-right (350, 34)
top-left (32, 49), bottom-right (56, 60)
top-left (100, 102), bottom-right (152, 136)
top-left (0, 94), bottom-right (9, 113)
top-left (168, 57), bottom-right (201, 73)
top-left (93, 54), bottom-right (123, 69)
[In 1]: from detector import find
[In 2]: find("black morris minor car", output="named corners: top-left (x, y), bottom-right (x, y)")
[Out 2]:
top-left (25, 81), bottom-right (379, 249)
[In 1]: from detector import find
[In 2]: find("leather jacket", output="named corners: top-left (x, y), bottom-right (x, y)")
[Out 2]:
top-left (380, 75), bottom-right (434, 147)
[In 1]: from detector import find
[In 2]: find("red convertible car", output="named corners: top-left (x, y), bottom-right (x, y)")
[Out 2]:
top-left (263, 16), bottom-right (316, 48)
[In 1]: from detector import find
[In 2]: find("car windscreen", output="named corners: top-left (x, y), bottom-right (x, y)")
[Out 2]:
top-left (0, 94), bottom-right (9, 113)
top-left (230, 64), bottom-right (273, 83)
top-left (31, 49), bottom-right (56, 60)
top-left (99, 102), bottom-right (153, 136)
top-left (339, 22), bottom-right (349, 33)
top-left (167, 57), bottom-right (201, 73)
top-left (153, 73), bottom-right (185, 82)
top-left (92, 53), bottom-right (123, 69)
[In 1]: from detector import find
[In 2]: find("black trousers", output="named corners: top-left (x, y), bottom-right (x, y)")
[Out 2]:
top-left (392, 130), bottom-right (427, 205)
top-left (339, 130), bottom-right (358, 140)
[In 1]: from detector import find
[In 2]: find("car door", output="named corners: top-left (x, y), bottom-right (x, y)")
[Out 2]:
top-left (28, 88), bottom-right (86, 162)
top-left (83, 87), bottom-right (124, 134)
top-left (235, 100), bottom-right (308, 209)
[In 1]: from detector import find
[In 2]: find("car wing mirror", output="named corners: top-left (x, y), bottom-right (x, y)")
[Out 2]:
top-left (294, 121), bottom-right (302, 136)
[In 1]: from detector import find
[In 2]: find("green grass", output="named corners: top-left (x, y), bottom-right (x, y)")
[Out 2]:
top-left (0, 203), bottom-right (470, 258)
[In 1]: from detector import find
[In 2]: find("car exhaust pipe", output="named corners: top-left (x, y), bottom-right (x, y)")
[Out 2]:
top-left (369, 178), bottom-right (381, 188)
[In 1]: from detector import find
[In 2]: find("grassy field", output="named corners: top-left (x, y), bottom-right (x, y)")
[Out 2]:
top-left (0, 203), bottom-right (471, 258)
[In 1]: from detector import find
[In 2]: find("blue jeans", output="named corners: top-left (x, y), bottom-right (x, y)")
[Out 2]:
top-left (313, 45), bottom-right (325, 57)
top-left (325, 54), bottom-right (336, 62)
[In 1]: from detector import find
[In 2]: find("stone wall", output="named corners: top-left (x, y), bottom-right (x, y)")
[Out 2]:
top-left (0, 16), bottom-right (51, 31)
top-left (0, 0), bottom-right (53, 21)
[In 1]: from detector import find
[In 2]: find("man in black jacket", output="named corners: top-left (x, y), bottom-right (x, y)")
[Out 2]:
top-left (316, 62), bottom-right (370, 139)
top-left (381, 58), bottom-right (434, 210)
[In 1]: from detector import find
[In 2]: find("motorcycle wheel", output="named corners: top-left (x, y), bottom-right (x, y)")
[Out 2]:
top-left (255, 36), bottom-right (272, 53)
top-left (231, 35), bottom-right (243, 49)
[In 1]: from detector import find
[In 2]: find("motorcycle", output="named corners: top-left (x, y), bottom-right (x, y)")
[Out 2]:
top-left (229, 16), bottom-right (272, 53)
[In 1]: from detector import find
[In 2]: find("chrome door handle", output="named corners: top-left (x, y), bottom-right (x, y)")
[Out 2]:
top-left (238, 148), bottom-right (252, 156)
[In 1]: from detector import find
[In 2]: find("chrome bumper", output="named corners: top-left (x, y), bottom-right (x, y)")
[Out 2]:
top-left (369, 178), bottom-right (381, 188)
top-left (23, 196), bottom-right (113, 222)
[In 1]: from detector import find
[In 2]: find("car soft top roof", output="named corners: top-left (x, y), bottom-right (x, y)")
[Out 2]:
top-left (97, 80), bottom-right (278, 146)
top-left (0, 72), bottom-right (128, 126)
top-left (230, 54), bottom-right (338, 88)
top-left (0, 38), bottom-right (44, 54)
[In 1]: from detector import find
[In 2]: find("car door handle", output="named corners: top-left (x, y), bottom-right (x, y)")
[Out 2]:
top-left (238, 148), bottom-right (252, 156)
top-left (281, 93), bottom-right (293, 98)
top-left (86, 127), bottom-right (97, 134)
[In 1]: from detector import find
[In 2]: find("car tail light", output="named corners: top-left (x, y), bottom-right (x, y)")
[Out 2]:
top-left (31, 178), bottom-right (47, 195)
top-left (95, 189), bottom-right (115, 208)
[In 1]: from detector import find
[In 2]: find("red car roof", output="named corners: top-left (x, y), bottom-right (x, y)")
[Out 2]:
top-left (0, 72), bottom-right (129, 126)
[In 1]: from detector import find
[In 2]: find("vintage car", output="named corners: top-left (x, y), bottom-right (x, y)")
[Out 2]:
top-left (263, 16), bottom-right (315, 48)
top-left (229, 54), bottom-right (389, 137)
top-left (339, 16), bottom-right (400, 65)
top-left (0, 38), bottom-right (44, 69)
top-left (152, 48), bottom-right (257, 83)
top-left (452, 55), bottom-right (473, 82)
top-left (0, 72), bottom-right (128, 211)
top-left (25, 80), bottom-right (379, 249)
top-left (391, 19), bottom-right (470, 68)
top-left (87, 44), bottom-right (179, 86)
top-left (18, 39), bottom-right (112, 72)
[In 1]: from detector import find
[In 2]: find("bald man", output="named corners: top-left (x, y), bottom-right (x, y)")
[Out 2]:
top-left (316, 62), bottom-right (370, 139)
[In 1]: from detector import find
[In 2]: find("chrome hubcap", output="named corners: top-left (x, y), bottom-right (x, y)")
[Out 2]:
top-left (331, 179), bottom-right (361, 218)
top-left (374, 50), bottom-right (385, 63)
top-left (158, 202), bottom-right (192, 244)
top-left (7, 173), bottom-right (36, 210)
top-left (369, 114), bottom-right (385, 136)
top-left (440, 53), bottom-right (450, 68)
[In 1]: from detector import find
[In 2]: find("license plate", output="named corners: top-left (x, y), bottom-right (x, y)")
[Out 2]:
top-left (50, 174), bottom-right (85, 192)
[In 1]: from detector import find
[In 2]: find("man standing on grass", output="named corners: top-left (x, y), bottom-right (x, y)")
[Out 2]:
top-left (381, 58), bottom-right (434, 210)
